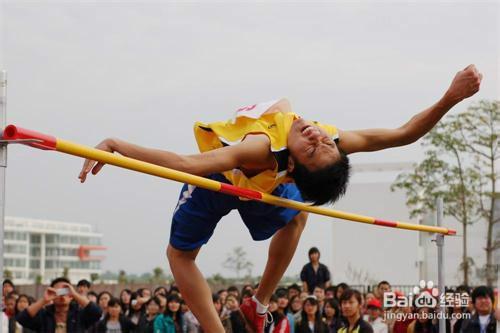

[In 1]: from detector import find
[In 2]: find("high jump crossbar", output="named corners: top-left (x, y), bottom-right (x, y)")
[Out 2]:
top-left (0, 124), bottom-right (457, 236)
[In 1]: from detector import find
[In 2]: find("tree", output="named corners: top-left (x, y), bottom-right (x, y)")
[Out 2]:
top-left (118, 270), bottom-right (128, 284)
top-left (223, 247), bottom-right (253, 279)
top-left (62, 267), bottom-right (70, 279)
top-left (392, 100), bottom-right (499, 286)
top-left (152, 267), bottom-right (165, 283)
top-left (3, 269), bottom-right (13, 279)
top-left (90, 273), bottom-right (99, 283)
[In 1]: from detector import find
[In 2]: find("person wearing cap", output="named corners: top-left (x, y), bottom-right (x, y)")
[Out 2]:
top-left (460, 286), bottom-right (498, 333)
top-left (364, 299), bottom-right (388, 333)
top-left (338, 289), bottom-right (374, 333)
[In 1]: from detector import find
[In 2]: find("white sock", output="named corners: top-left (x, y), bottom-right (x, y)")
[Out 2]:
top-left (252, 295), bottom-right (268, 314)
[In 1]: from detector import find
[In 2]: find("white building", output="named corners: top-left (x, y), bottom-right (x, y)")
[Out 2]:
top-left (4, 216), bottom-right (105, 284)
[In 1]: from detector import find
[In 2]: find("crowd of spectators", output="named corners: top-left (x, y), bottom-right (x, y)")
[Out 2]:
top-left (1, 247), bottom-right (499, 333)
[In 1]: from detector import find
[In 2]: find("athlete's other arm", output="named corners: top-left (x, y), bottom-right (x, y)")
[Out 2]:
top-left (338, 64), bottom-right (483, 154)
top-left (78, 135), bottom-right (273, 183)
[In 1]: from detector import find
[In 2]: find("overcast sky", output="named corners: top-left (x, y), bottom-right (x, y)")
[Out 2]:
top-left (1, 1), bottom-right (498, 284)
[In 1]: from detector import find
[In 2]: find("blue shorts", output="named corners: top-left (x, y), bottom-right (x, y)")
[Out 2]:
top-left (170, 173), bottom-right (304, 251)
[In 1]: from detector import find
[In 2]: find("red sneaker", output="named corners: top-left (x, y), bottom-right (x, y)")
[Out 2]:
top-left (240, 297), bottom-right (266, 333)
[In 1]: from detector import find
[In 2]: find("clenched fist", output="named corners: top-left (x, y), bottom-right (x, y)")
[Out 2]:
top-left (445, 64), bottom-right (483, 102)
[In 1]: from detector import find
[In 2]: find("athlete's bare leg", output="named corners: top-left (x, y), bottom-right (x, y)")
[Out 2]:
top-left (167, 245), bottom-right (225, 333)
top-left (255, 211), bottom-right (308, 304)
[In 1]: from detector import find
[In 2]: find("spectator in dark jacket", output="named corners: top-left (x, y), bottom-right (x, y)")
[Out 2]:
top-left (16, 277), bottom-right (101, 333)
top-left (300, 247), bottom-right (331, 294)
top-left (460, 286), bottom-right (498, 333)
top-left (95, 297), bottom-right (136, 333)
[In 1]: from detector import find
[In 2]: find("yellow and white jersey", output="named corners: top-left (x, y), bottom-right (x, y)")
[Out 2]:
top-left (193, 99), bottom-right (339, 193)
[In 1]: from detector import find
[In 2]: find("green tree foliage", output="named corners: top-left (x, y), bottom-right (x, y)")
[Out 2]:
top-left (392, 100), bottom-right (499, 286)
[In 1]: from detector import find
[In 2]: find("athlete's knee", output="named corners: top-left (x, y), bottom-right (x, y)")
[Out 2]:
top-left (166, 244), bottom-right (200, 262)
top-left (291, 211), bottom-right (308, 232)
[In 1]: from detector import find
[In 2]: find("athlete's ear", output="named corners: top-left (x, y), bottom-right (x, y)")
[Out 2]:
top-left (287, 155), bottom-right (295, 173)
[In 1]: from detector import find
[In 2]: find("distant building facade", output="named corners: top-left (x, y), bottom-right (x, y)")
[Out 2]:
top-left (4, 216), bottom-right (105, 284)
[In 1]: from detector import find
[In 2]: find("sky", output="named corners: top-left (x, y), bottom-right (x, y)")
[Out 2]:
top-left (0, 1), bottom-right (498, 284)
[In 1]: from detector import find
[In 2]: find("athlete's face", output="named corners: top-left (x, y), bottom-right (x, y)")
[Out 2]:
top-left (288, 118), bottom-right (341, 172)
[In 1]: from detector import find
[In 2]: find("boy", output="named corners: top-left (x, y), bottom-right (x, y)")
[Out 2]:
top-left (79, 65), bottom-right (482, 333)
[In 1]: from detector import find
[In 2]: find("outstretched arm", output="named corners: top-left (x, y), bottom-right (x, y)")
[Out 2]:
top-left (78, 134), bottom-right (273, 182)
top-left (338, 64), bottom-right (482, 154)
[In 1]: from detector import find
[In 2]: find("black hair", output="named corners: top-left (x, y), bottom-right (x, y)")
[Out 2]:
top-left (212, 293), bottom-right (221, 303)
top-left (241, 289), bottom-right (253, 301)
top-left (50, 277), bottom-right (70, 287)
top-left (88, 291), bottom-right (98, 298)
top-left (97, 291), bottom-right (113, 305)
top-left (290, 150), bottom-right (350, 205)
top-left (146, 296), bottom-right (162, 308)
top-left (326, 286), bottom-right (336, 294)
top-left (471, 285), bottom-right (494, 304)
top-left (154, 286), bottom-right (168, 296)
top-left (77, 279), bottom-right (91, 288)
top-left (323, 298), bottom-right (340, 320)
top-left (377, 280), bottom-right (391, 288)
top-left (299, 297), bottom-right (323, 330)
top-left (227, 285), bottom-right (239, 293)
top-left (288, 283), bottom-right (301, 292)
top-left (164, 294), bottom-right (183, 322)
top-left (3, 279), bottom-right (14, 288)
top-left (276, 289), bottom-right (288, 299)
top-left (339, 289), bottom-right (362, 305)
top-left (108, 297), bottom-right (121, 308)
top-left (314, 284), bottom-right (325, 291)
top-left (308, 247), bottom-right (320, 258)
top-left (14, 294), bottom-right (32, 315)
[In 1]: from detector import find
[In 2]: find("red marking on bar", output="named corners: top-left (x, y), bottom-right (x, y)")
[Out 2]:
top-left (373, 219), bottom-right (398, 228)
top-left (447, 229), bottom-right (457, 236)
top-left (2, 125), bottom-right (57, 150)
top-left (220, 183), bottom-right (263, 200)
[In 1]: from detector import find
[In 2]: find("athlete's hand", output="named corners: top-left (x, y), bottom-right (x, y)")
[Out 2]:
top-left (78, 138), bottom-right (115, 183)
top-left (445, 64), bottom-right (482, 103)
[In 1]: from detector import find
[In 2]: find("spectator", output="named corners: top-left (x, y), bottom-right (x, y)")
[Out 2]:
top-left (137, 296), bottom-right (162, 333)
top-left (295, 296), bottom-right (329, 333)
top-left (460, 286), bottom-right (498, 333)
top-left (10, 294), bottom-right (35, 333)
top-left (392, 302), bottom-right (414, 333)
top-left (183, 303), bottom-right (201, 333)
top-left (217, 289), bottom-right (228, 306)
top-left (447, 287), bottom-right (469, 333)
top-left (376, 281), bottom-right (391, 303)
top-left (96, 297), bottom-right (135, 333)
top-left (128, 291), bottom-right (148, 326)
top-left (76, 279), bottom-right (91, 297)
top-left (137, 287), bottom-right (152, 299)
top-left (227, 286), bottom-right (240, 299)
top-left (3, 279), bottom-right (15, 301)
top-left (289, 284), bottom-right (302, 300)
top-left (97, 291), bottom-right (112, 319)
top-left (119, 289), bottom-right (132, 316)
top-left (323, 298), bottom-right (342, 333)
top-left (407, 307), bottom-right (437, 333)
top-left (325, 287), bottom-right (336, 300)
top-left (213, 293), bottom-right (232, 333)
top-left (88, 291), bottom-right (98, 304)
top-left (266, 294), bottom-right (291, 333)
top-left (338, 289), bottom-right (373, 333)
top-left (4, 292), bottom-right (17, 319)
top-left (289, 295), bottom-right (304, 329)
top-left (154, 293), bottom-right (185, 333)
top-left (335, 283), bottom-right (349, 302)
top-left (300, 247), bottom-right (331, 293)
top-left (365, 299), bottom-right (388, 333)
top-left (16, 277), bottom-right (101, 332)
top-left (314, 286), bottom-right (326, 313)
top-left (225, 294), bottom-right (250, 332)
top-left (154, 286), bottom-right (169, 297)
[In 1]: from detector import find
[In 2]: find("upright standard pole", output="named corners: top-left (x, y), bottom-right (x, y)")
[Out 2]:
top-left (0, 71), bottom-right (7, 323)
top-left (436, 197), bottom-right (446, 333)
